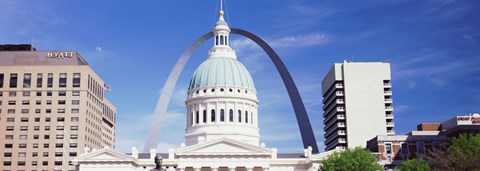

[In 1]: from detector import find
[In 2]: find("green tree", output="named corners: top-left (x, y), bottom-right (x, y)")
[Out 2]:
top-left (428, 133), bottom-right (480, 170)
top-left (397, 158), bottom-right (429, 171)
top-left (320, 147), bottom-right (383, 171)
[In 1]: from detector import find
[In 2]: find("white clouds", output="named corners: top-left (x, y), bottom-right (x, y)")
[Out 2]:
top-left (96, 47), bottom-right (102, 52)
top-left (267, 33), bottom-right (331, 48)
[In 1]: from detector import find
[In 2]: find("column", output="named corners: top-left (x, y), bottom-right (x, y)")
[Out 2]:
top-left (246, 167), bottom-right (253, 171)
top-left (212, 168), bottom-right (218, 171)
top-left (194, 168), bottom-right (201, 171)
top-left (229, 168), bottom-right (235, 171)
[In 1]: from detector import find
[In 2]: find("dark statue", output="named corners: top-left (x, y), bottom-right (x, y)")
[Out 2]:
top-left (150, 154), bottom-right (163, 171)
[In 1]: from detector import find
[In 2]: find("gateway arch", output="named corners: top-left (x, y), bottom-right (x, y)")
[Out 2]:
top-left (144, 28), bottom-right (319, 154)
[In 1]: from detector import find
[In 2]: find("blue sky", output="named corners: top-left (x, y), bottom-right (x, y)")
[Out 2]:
top-left (1, 0), bottom-right (479, 153)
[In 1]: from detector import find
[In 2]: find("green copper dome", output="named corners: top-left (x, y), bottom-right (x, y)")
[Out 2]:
top-left (189, 57), bottom-right (255, 90)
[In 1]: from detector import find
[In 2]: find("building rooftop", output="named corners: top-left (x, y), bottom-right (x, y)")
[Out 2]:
top-left (0, 44), bottom-right (88, 66)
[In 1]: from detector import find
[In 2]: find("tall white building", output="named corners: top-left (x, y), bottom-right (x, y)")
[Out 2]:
top-left (322, 61), bottom-right (394, 151)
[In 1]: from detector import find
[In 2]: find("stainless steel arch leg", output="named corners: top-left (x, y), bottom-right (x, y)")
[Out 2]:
top-left (143, 32), bottom-right (214, 152)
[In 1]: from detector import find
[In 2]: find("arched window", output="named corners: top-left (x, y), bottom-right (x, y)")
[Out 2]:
top-left (195, 111), bottom-right (199, 124)
top-left (191, 112), bottom-right (194, 126)
top-left (203, 110), bottom-right (207, 123)
top-left (216, 36), bottom-right (219, 46)
top-left (220, 109), bottom-right (225, 122)
top-left (245, 111), bottom-right (249, 123)
top-left (211, 109), bottom-right (216, 122)
top-left (225, 36), bottom-right (228, 45)
top-left (238, 110), bottom-right (242, 122)
top-left (220, 35), bottom-right (224, 45)
top-left (229, 109), bottom-right (233, 122)
top-left (251, 112), bottom-right (254, 124)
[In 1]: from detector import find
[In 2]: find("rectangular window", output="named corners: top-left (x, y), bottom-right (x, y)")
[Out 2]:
top-left (46, 100), bottom-right (52, 105)
top-left (72, 100), bottom-right (80, 105)
top-left (58, 100), bottom-right (66, 105)
top-left (55, 152), bottom-right (63, 157)
top-left (44, 144), bottom-right (49, 148)
top-left (59, 91), bottom-right (66, 96)
top-left (56, 126), bottom-right (64, 130)
top-left (9, 91), bottom-right (16, 96)
top-left (55, 143), bottom-right (63, 148)
top-left (4, 152), bottom-right (12, 157)
top-left (22, 100), bottom-right (29, 105)
top-left (21, 109), bottom-right (29, 113)
top-left (57, 117), bottom-right (65, 122)
top-left (7, 118), bottom-right (14, 122)
top-left (72, 91), bottom-right (80, 96)
top-left (73, 73), bottom-right (81, 87)
top-left (7, 109), bottom-right (15, 114)
top-left (20, 117), bottom-right (28, 122)
top-left (70, 134), bottom-right (78, 139)
top-left (34, 126), bottom-right (40, 130)
top-left (8, 100), bottom-right (15, 105)
top-left (70, 143), bottom-right (77, 148)
top-left (69, 152), bottom-right (77, 157)
top-left (72, 109), bottom-right (79, 113)
top-left (44, 126), bottom-right (50, 130)
top-left (71, 117), bottom-right (79, 122)
top-left (36, 91), bottom-right (41, 96)
top-left (47, 91), bottom-right (52, 96)
top-left (5, 135), bottom-right (13, 139)
top-left (4, 161), bottom-right (12, 166)
top-left (34, 135), bottom-right (39, 139)
top-left (19, 143), bottom-right (27, 148)
top-left (56, 135), bottom-right (64, 139)
top-left (36, 73), bottom-right (43, 88)
top-left (6, 126), bottom-right (14, 131)
top-left (32, 161), bottom-right (37, 166)
top-left (55, 161), bottom-right (62, 166)
top-left (18, 161), bottom-right (26, 166)
top-left (0, 73), bottom-right (3, 88)
top-left (35, 109), bottom-right (41, 113)
top-left (70, 126), bottom-right (78, 130)
top-left (20, 126), bottom-right (28, 131)
top-left (9, 73), bottom-right (18, 88)
top-left (23, 73), bottom-right (31, 88)
top-left (36, 100), bottom-right (41, 105)
top-left (385, 143), bottom-right (392, 154)
top-left (59, 73), bottom-right (67, 87)
top-left (22, 91), bottom-right (30, 96)
top-left (43, 161), bottom-right (48, 166)
top-left (58, 109), bottom-right (65, 113)
top-left (45, 117), bottom-right (51, 122)
top-left (47, 73), bottom-right (53, 87)
top-left (417, 142), bottom-right (425, 155)
top-left (43, 152), bottom-right (49, 157)
top-left (5, 144), bottom-right (13, 148)
top-left (32, 152), bottom-right (38, 157)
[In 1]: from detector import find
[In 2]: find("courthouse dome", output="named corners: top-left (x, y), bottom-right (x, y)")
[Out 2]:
top-left (188, 57), bottom-right (255, 90)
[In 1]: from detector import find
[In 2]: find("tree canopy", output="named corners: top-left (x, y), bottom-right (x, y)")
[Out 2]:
top-left (397, 158), bottom-right (429, 171)
top-left (427, 133), bottom-right (480, 170)
top-left (320, 147), bottom-right (383, 171)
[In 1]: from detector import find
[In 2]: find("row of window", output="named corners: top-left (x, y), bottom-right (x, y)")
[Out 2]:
top-left (0, 90), bottom-right (81, 97)
top-left (4, 117), bottom-right (78, 122)
top-left (191, 109), bottom-right (254, 125)
top-left (1, 108), bottom-right (80, 114)
top-left (4, 152), bottom-right (77, 158)
top-left (3, 160), bottom-right (67, 166)
top-left (0, 73), bottom-right (81, 88)
top-left (4, 143), bottom-right (77, 148)
top-left (5, 125), bottom-right (79, 131)
top-left (1, 99), bottom-right (80, 105)
top-left (5, 133), bottom-right (78, 140)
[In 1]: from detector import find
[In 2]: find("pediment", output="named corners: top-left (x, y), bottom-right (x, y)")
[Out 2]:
top-left (75, 148), bottom-right (135, 161)
top-left (176, 138), bottom-right (271, 156)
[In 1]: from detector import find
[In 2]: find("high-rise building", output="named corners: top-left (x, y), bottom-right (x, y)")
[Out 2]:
top-left (322, 61), bottom-right (394, 151)
top-left (0, 44), bottom-right (116, 171)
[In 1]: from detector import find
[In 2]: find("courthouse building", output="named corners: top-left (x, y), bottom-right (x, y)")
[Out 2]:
top-left (0, 44), bottom-right (116, 171)
top-left (73, 8), bottom-right (335, 171)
